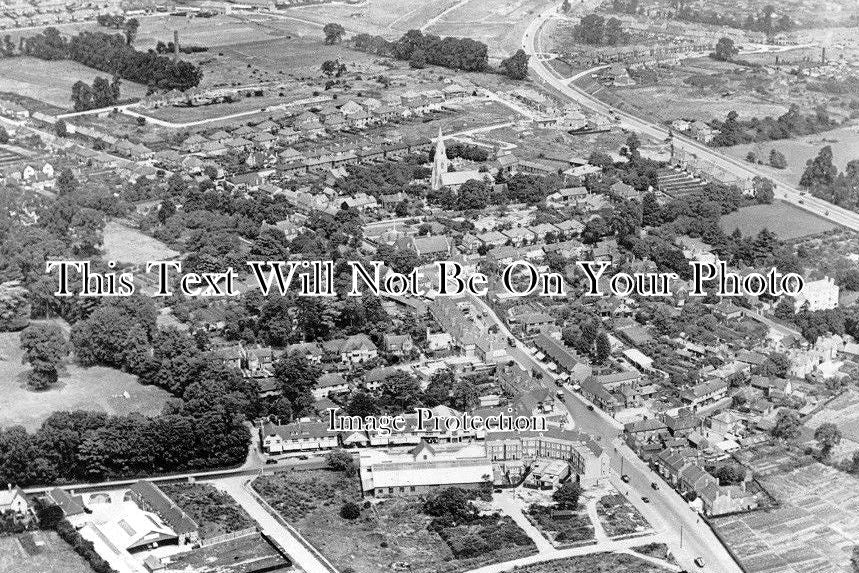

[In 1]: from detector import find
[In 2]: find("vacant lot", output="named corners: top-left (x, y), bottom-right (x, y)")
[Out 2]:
top-left (803, 389), bottom-right (859, 462)
top-left (0, 532), bottom-right (92, 573)
top-left (254, 469), bottom-right (535, 572)
top-left (719, 201), bottom-right (837, 240)
top-left (0, 57), bottom-right (147, 110)
top-left (158, 533), bottom-right (290, 573)
top-left (712, 463), bottom-right (859, 573)
top-left (527, 504), bottom-right (595, 547)
top-left (102, 221), bottom-right (179, 266)
top-left (595, 494), bottom-right (651, 538)
top-left (160, 483), bottom-right (257, 539)
top-left (0, 325), bottom-right (171, 432)
top-left (509, 551), bottom-right (672, 572)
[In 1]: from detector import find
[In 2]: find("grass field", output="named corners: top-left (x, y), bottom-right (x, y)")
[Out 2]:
top-left (0, 323), bottom-right (171, 432)
top-left (719, 201), bottom-right (837, 240)
top-left (595, 494), bottom-right (652, 538)
top-left (508, 552), bottom-right (672, 572)
top-left (102, 221), bottom-right (179, 266)
top-left (720, 126), bottom-right (859, 186)
top-left (0, 57), bottom-right (148, 110)
top-left (0, 532), bottom-right (93, 573)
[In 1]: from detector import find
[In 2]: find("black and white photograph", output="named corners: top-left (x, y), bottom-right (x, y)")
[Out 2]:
top-left (0, 0), bottom-right (858, 571)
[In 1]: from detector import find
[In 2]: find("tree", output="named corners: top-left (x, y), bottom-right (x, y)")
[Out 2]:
top-left (752, 176), bottom-right (774, 204)
top-left (800, 146), bottom-right (837, 189)
top-left (604, 17), bottom-right (625, 45)
top-left (500, 49), bottom-right (529, 80)
top-left (814, 422), bottom-right (841, 453)
top-left (123, 18), bottom-right (139, 45)
top-left (769, 148), bottom-right (787, 169)
top-left (326, 449), bottom-right (356, 476)
top-left (0, 282), bottom-right (31, 331)
top-left (323, 23), bottom-right (346, 45)
top-left (771, 408), bottom-right (801, 441)
top-left (340, 501), bottom-right (361, 519)
top-left (424, 487), bottom-right (477, 524)
top-left (54, 119), bottom-right (68, 138)
top-left (409, 48), bottom-right (427, 69)
top-left (19, 323), bottom-right (68, 390)
top-left (56, 167), bottom-right (78, 196)
top-left (0, 126), bottom-right (8, 144)
top-left (713, 37), bottom-right (738, 61)
top-left (71, 80), bottom-right (93, 112)
top-left (746, 151), bottom-right (757, 163)
top-left (552, 481), bottom-right (581, 509)
top-left (594, 332), bottom-right (611, 364)
top-left (714, 464), bottom-right (745, 485)
top-left (574, 14), bottom-right (605, 45)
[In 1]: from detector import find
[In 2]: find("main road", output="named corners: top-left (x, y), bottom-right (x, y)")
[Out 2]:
top-left (521, 5), bottom-right (859, 234)
top-left (468, 293), bottom-right (743, 573)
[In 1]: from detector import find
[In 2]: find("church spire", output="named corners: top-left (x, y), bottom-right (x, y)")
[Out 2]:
top-left (430, 126), bottom-right (449, 191)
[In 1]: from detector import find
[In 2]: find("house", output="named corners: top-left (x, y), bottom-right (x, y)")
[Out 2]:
top-left (286, 342), bottom-right (323, 364)
top-left (335, 334), bottom-right (379, 364)
top-left (749, 375), bottom-right (792, 397)
top-left (533, 333), bottom-right (592, 381)
top-left (405, 235), bottom-right (452, 259)
top-left (0, 487), bottom-right (29, 514)
top-left (580, 376), bottom-right (619, 413)
top-left (681, 379), bottom-right (730, 408)
top-left (525, 459), bottom-right (570, 490)
top-left (699, 482), bottom-right (758, 516)
top-left (260, 420), bottom-right (339, 453)
top-left (44, 487), bottom-right (88, 519)
top-left (609, 181), bottom-right (638, 201)
top-left (313, 372), bottom-right (349, 399)
top-left (383, 333), bottom-right (414, 356)
top-left (515, 312), bottom-right (556, 335)
top-left (359, 441), bottom-right (492, 497)
top-left (127, 481), bottom-right (199, 546)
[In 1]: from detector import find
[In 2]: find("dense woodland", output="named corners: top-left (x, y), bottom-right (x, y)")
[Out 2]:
top-left (352, 29), bottom-right (489, 72)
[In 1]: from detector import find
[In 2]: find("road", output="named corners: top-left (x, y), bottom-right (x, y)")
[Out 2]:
top-left (522, 5), bottom-right (859, 234)
top-left (468, 293), bottom-right (742, 573)
top-left (215, 476), bottom-right (336, 573)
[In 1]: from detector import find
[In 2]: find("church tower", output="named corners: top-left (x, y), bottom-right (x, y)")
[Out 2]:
top-left (430, 126), bottom-right (449, 191)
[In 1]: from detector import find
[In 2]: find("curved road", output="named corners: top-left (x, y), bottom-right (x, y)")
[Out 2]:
top-left (522, 6), bottom-right (859, 234)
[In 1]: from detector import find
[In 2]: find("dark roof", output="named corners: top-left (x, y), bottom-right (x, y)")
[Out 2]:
top-left (45, 487), bottom-right (87, 517)
top-left (128, 481), bottom-right (199, 535)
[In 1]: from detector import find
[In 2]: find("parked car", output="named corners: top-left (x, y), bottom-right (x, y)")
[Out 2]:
top-left (641, 496), bottom-right (650, 503)
top-left (621, 474), bottom-right (631, 483)
top-left (265, 459), bottom-right (278, 465)
top-left (587, 404), bottom-right (594, 411)
top-left (694, 557), bottom-right (705, 568)
top-left (651, 482), bottom-right (659, 490)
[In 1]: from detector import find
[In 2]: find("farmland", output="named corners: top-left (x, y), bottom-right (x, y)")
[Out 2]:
top-left (719, 201), bottom-right (837, 240)
top-left (0, 57), bottom-right (148, 110)
top-left (0, 323), bottom-right (171, 432)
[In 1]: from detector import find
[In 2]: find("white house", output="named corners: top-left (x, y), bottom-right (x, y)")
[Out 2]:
top-left (260, 421), bottom-right (339, 453)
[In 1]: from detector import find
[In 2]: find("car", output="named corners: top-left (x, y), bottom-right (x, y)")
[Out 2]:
top-left (641, 496), bottom-right (650, 503)
top-left (556, 390), bottom-right (565, 399)
top-left (507, 336), bottom-right (516, 347)
top-left (650, 482), bottom-right (659, 490)
top-left (621, 474), bottom-right (630, 483)
top-left (298, 455), bottom-right (309, 460)
top-left (265, 459), bottom-right (278, 465)
top-left (587, 404), bottom-right (594, 411)
top-left (493, 488), bottom-right (502, 493)
top-left (694, 557), bottom-right (705, 568)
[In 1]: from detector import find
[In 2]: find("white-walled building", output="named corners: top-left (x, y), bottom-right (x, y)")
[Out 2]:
top-left (359, 441), bottom-right (492, 497)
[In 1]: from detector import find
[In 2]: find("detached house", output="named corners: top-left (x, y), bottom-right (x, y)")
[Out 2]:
top-left (260, 420), bottom-right (338, 453)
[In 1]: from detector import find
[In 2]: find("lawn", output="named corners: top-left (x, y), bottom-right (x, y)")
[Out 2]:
top-left (526, 504), bottom-right (595, 547)
top-left (719, 201), bottom-right (837, 241)
top-left (102, 221), bottom-right (179, 266)
top-left (253, 469), bottom-right (536, 572)
top-left (0, 325), bottom-right (171, 432)
top-left (507, 551), bottom-right (673, 572)
top-left (159, 483), bottom-right (257, 539)
top-left (0, 531), bottom-right (93, 573)
top-left (595, 494), bottom-right (652, 538)
top-left (0, 57), bottom-right (147, 110)
top-left (632, 543), bottom-right (677, 566)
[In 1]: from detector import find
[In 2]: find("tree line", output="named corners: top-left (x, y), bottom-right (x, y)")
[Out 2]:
top-left (352, 29), bottom-right (489, 72)
top-left (71, 76), bottom-right (120, 111)
top-left (711, 105), bottom-right (837, 147)
top-left (21, 28), bottom-right (202, 90)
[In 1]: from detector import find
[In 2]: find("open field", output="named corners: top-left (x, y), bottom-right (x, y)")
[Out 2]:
top-left (103, 221), bottom-right (179, 266)
top-left (711, 463), bottom-right (859, 573)
top-left (803, 390), bottom-right (859, 462)
top-left (719, 201), bottom-right (837, 240)
top-left (0, 532), bottom-right (93, 573)
top-left (254, 469), bottom-right (535, 572)
top-left (507, 551), bottom-right (672, 572)
top-left (0, 325), bottom-right (171, 432)
top-left (720, 126), bottom-right (859, 186)
top-left (527, 504), bottom-right (595, 546)
top-left (0, 57), bottom-right (147, 110)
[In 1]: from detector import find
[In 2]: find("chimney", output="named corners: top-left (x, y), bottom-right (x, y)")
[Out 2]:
top-left (173, 30), bottom-right (179, 62)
